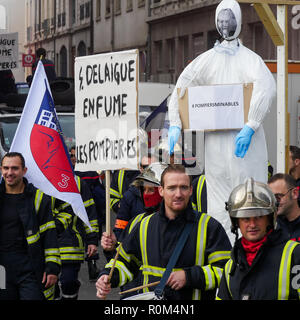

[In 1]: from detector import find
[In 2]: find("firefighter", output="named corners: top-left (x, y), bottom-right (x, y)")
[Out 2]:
top-left (113, 162), bottom-right (163, 240)
top-left (217, 177), bottom-right (300, 300)
top-left (0, 152), bottom-right (61, 300)
top-left (110, 155), bottom-right (157, 214)
top-left (53, 176), bottom-right (99, 300)
top-left (101, 162), bottom-right (167, 299)
top-left (96, 164), bottom-right (231, 300)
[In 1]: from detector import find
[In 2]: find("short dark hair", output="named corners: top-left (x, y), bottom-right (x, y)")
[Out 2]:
top-left (36, 48), bottom-right (46, 59)
top-left (268, 173), bottom-right (297, 189)
top-left (289, 145), bottom-right (300, 161)
top-left (69, 145), bottom-right (76, 153)
top-left (160, 164), bottom-right (191, 187)
top-left (1, 152), bottom-right (26, 168)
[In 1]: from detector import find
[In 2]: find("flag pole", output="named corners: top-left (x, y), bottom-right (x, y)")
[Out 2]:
top-left (105, 170), bottom-right (111, 234)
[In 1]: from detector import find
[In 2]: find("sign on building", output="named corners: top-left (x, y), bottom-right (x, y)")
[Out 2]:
top-left (0, 32), bottom-right (18, 70)
top-left (74, 49), bottom-right (139, 171)
top-left (22, 53), bottom-right (35, 67)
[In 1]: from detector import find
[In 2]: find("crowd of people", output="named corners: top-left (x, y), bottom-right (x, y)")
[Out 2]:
top-left (94, 146), bottom-right (300, 301)
top-left (1, 0), bottom-right (300, 302)
top-left (1, 144), bottom-right (300, 301)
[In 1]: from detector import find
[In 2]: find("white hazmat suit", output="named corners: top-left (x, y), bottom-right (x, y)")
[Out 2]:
top-left (168, 0), bottom-right (276, 243)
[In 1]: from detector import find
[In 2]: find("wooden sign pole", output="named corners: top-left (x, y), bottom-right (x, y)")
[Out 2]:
top-left (105, 170), bottom-right (111, 234)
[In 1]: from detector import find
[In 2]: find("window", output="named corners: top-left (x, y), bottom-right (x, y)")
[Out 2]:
top-left (155, 41), bottom-right (163, 70)
top-left (180, 36), bottom-right (189, 67)
top-left (138, 0), bottom-right (145, 7)
top-left (193, 33), bottom-right (204, 58)
top-left (60, 46), bottom-right (68, 77)
top-left (96, 0), bottom-right (101, 19)
top-left (115, 0), bottom-right (121, 14)
top-left (85, 1), bottom-right (90, 18)
top-left (80, 4), bottom-right (85, 20)
top-left (127, 0), bottom-right (133, 12)
top-left (72, 0), bottom-right (76, 24)
top-left (78, 41), bottom-right (87, 56)
top-left (106, 0), bottom-right (111, 16)
top-left (167, 39), bottom-right (175, 69)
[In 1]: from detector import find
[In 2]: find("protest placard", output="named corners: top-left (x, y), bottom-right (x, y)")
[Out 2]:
top-left (0, 32), bottom-right (18, 70)
top-left (74, 49), bottom-right (139, 171)
top-left (178, 83), bottom-right (252, 131)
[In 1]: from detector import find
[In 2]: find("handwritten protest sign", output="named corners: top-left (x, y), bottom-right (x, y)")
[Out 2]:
top-left (0, 32), bottom-right (18, 70)
top-left (74, 50), bottom-right (139, 171)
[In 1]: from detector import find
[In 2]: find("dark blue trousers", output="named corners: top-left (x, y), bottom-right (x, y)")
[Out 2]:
top-left (0, 252), bottom-right (44, 300)
top-left (59, 263), bottom-right (81, 300)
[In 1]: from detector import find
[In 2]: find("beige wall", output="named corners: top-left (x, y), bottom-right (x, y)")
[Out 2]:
top-left (0, 0), bottom-right (26, 82)
top-left (93, 0), bottom-right (148, 53)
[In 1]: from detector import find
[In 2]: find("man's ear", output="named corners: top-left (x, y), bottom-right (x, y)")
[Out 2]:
top-left (189, 185), bottom-right (193, 197)
top-left (292, 186), bottom-right (299, 200)
top-left (158, 186), bottom-right (163, 197)
top-left (295, 159), bottom-right (300, 167)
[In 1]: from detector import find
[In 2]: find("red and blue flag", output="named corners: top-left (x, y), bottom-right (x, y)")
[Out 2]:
top-left (10, 61), bottom-right (90, 227)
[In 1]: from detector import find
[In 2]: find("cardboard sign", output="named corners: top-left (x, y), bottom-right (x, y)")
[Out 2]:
top-left (0, 32), bottom-right (18, 70)
top-left (74, 49), bottom-right (139, 171)
top-left (178, 83), bottom-right (253, 131)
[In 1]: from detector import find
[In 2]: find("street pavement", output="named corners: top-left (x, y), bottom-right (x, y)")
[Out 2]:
top-left (78, 253), bottom-right (120, 300)
top-left (78, 211), bottom-right (120, 300)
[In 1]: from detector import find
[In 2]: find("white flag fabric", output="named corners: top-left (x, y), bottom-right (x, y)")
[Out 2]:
top-left (10, 61), bottom-right (90, 228)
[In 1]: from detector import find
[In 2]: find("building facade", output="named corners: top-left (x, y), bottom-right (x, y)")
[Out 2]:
top-left (19, 0), bottom-right (300, 83)
top-left (24, 0), bottom-right (150, 80)
top-left (0, 0), bottom-right (26, 82)
top-left (148, 0), bottom-right (300, 83)
top-left (93, 0), bottom-right (149, 80)
top-left (25, 0), bottom-right (93, 78)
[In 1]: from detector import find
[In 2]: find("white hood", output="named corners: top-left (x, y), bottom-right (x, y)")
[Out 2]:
top-left (215, 0), bottom-right (242, 40)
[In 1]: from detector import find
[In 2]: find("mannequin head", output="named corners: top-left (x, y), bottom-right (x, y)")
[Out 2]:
top-left (215, 0), bottom-right (241, 40)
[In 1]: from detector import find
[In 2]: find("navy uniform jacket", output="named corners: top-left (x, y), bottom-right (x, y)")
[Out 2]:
top-left (100, 202), bottom-right (232, 300)
top-left (217, 230), bottom-right (300, 300)
top-left (0, 178), bottom-right (61, 300)
top-left (277, 215), bottom-right (300, 242)
top-left (113, 185), bottom-right (145, 240)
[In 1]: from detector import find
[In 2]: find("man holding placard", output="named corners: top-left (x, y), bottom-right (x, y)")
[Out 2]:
top-left (167, 0), bottom-right (276, 243)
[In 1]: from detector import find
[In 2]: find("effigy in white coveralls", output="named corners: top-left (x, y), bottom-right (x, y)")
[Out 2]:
top-left (168, 0), bottom-right (276, 243)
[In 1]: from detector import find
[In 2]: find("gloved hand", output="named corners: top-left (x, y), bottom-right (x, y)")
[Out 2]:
top-left (234, 125), bottom-right (255, 158)
top-left (168, 126), bottom-right (181, 155)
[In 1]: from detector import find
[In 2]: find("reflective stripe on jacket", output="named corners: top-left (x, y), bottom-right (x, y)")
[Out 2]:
top-left (191, 175), bottom-right (207, 213)
top-left (0, 178), bottom-right (61, 300)
top-left (102, 203), bottom-right (231, 300)
top-left (109, 170), bottom-right (139, 212)
top-left (52, 176), bottom-right (99, 263)
top-left (217, 232), bottom-right (300, 300)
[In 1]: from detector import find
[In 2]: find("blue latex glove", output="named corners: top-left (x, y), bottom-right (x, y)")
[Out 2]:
top-left (168, 126), bottom-right (181, 155)
top-left (234, 125), bottom-right (255, 158)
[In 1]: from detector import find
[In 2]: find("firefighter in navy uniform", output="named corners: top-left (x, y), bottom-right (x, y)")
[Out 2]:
top-left (53, 175), bottom-right (99, 300)
top-left (0, 152), bottom-right (61, 300)
top-left (101, 163), bottom-right (167, 299)
top-left (110, 169), bottom-right (140, 214)
top-left (217, 177), bottom-right (300, 300)
top-left (191, 174), bottom-right (207, 214)
top-left (96, 164), bottom-right (231, 300)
